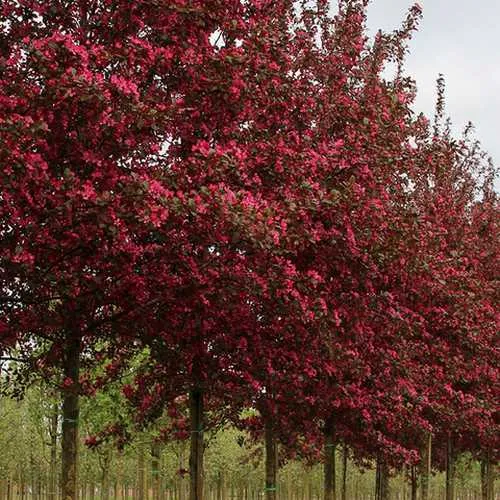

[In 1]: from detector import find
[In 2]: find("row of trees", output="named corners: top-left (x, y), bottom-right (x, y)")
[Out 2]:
top-left (0, 1), bottom-right (498, 500)
top-left (0, 383), bottom-right (492, 500)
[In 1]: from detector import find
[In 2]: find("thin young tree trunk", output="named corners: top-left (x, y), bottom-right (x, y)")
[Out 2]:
top-left (264, 420), bottom-right (277, 500)
top-left (137, 443), bottom-right (146, 500)
top-left (178, 442), bottom-right (187, 500)
top-left (37, 473), bottom-right (42, 500)
top-left (151, 441), bottom-right (161, 500)
top-left (102, 472), bottom-right (110, 500)
top-left (61, 335), bottom-right (81, 500)
top-left (30, 452), bottom-right (37, 500)
top-left (49, 402), bottom-right (59, 500)
top-left (20, 472), bottom-right (26, 500)
top-left (216, 472), bottom-right (223, 500)
top-left (341, 444), bottom-right (348, 500)
top-left (189, 388), bottom-right (204, 500)
top-left (323, 417), bottom-right (336, 500)
top-left (7, 478), bottom-right (12, 500)
top-left (419, 433), bottom-right (432, 500)
top-left (445, 437), bottom-right (455, 500)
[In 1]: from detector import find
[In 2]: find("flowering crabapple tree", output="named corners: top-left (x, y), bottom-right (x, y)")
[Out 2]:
top-left (0, 0), bottom-right (242, 497)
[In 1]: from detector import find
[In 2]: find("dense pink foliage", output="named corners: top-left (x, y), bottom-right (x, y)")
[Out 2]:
top-left (0, 0), bottom-right (498, 480)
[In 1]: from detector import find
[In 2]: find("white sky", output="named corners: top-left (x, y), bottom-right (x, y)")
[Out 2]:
top-left (365, 0), bottom-right (500, 168)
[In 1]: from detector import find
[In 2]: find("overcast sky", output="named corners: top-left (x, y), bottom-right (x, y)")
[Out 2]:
top-left (364, 0), bottom-right (500, 168)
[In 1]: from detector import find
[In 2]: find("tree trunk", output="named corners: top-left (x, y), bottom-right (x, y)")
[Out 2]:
top-left (445, 437), bottom-right (455, 500)
top-left (152, 441), bottom-right (161, 500)
top-left (264, 420), bottom-right (277, 500)
top-left (30, 452), bottom-right (37, 500)
top-left (61, 336), bottom-right (81, 500)
top-left (410, 465), bottom-right (418, 500)
top-left (189, 388), bottom-right (204, 500)
top-left (49, 401), bottom-right (59, 500)
top-left (37, 474), bottom-right (42, 500)
top-left (20, 473), bottom-right (25, 500)
top-left (116, 452), bottom-right (124, 500)
top-left (341, 444), bottom-right (348, 500)
top-left (178, 442), bottom-right (187, 500)
top-left (216, 472), bottom-right (223, 500)
top-left (101, 450), bottom-right (111, 500)
top-left (419, 432), bottom-right (432, 500)
top-left (137, 443), bottom-right (146, 500)
top-left (375, 457), bottom-right (390, 500)
top-left (480, 455), bottom-right (494, 500)
top-left (323, 417), bottom-right (336, 500)
top-left (102, 471), bottom-right (109, 500)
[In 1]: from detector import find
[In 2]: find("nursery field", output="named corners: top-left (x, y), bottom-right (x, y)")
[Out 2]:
top-left (0, 385), bottom-right (495, 500)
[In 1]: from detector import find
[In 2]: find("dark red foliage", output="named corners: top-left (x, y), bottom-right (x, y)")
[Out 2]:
top-left (0, 0), bottom-right (497, 481)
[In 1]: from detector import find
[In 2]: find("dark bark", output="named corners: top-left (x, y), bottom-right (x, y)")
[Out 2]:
top-left (419, 432), bottom-right (432, 500)
top-left (323, 417), bottom-right (336, 500)
top-left (375, 457), bottom-right (390, 500)
top-left (410, 465), bottom-right (418, 500)
top-left (341, 443), bottom-right (348, 500)
top-left (20, 477), bottom-right (26, 500)
top-left (264, 419), bottom-right (277, 500)
top-left (61, 336), bottom-right (81, 500)
top-left (445, 437), bottom-right (455, 500)
top-left (189, 388), bottom-right (204, 500)
top-left (480, 454), bottom-right (494, 500)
